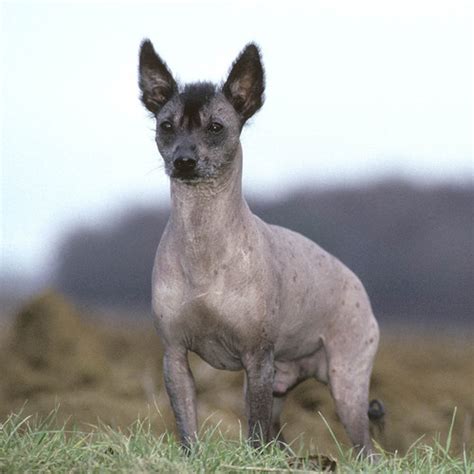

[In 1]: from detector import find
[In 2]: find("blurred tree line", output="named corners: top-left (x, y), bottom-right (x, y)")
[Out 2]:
top-left (55, 180), bottom-right (473, 323)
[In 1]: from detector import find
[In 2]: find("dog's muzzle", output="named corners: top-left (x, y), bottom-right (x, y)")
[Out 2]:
top-left (172, 156), bottom-right (198, 179)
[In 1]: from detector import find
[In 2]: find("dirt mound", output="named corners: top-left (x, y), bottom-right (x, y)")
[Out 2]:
top-left (3, 291), bottom-right (110, 397)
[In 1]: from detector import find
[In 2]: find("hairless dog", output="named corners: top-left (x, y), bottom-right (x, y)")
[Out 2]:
top-left (138, 40), bottom-right (381, 455)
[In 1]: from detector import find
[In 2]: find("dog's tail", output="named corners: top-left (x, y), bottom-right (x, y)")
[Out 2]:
top-left (368, 399), bottom-right (385, 421)
top-left (368, 399), bottom-right (385, 437)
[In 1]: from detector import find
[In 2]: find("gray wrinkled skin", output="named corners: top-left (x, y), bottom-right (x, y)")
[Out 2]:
top-left (141, 42), bottom-right (380, 455)
top-left (157, 94), bottom-right (240, 182)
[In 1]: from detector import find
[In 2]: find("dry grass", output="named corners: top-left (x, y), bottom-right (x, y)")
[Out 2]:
top-left (0, 291), bottom-right (472, 458)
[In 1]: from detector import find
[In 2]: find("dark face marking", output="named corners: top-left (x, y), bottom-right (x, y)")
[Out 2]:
top-left (152, 89), bottom-right (241, 183)
top-left (179, 82), bottom-right (217, 129)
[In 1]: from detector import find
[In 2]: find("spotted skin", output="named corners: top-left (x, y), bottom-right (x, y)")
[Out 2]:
top-left (138, 40), bottom-right (380, 456)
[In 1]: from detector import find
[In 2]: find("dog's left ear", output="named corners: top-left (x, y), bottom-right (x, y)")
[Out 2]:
top-left (223, 43), bottom-right (265, 123)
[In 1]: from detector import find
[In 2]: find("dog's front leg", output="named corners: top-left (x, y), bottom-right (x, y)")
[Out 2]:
top-left (243, 349), bottom-right (274, 448)
top-left (163, 347), bottom-right (197, 451)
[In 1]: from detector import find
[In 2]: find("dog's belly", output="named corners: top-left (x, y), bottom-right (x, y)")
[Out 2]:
top-left (273, 343), bottom-right (329, 395)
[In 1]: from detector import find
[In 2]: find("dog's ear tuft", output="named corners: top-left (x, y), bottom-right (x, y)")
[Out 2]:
top-left (223, 43), bottom-right (265, 123)
top-left (138, 39), bottom-right (177, 114)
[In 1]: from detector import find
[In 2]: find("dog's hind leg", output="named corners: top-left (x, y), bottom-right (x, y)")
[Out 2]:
top-left (327, 357), bottom-right (375, 455)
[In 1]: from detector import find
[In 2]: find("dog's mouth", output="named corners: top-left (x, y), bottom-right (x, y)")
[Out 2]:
top-left (170, 169), bottom-right (200, 181)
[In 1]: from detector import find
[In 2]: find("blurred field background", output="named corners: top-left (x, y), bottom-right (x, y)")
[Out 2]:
top-left (1, 180), bottom-right (473, 456)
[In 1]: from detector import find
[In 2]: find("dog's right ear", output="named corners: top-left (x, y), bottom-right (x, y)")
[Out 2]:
top-left (138, 39), bottom-right (177, 114)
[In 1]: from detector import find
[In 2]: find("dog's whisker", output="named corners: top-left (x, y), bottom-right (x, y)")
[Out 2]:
top-left (145, 165), bottom-right (164, 176)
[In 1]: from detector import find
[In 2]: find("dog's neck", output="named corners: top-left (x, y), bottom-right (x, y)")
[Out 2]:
top-left (168, 144), bottom-right (253, 275)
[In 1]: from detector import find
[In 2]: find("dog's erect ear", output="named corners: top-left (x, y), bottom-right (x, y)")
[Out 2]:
top-left (223, 43), bottom-right (265, 123)
top-left (138, 39), bottom-right (177, 114)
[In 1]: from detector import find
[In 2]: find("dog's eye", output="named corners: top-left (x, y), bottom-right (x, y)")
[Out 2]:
top-left (160, 121), bottom-right (173, 132)
top-left (208, 122), bottom-right (223, 133)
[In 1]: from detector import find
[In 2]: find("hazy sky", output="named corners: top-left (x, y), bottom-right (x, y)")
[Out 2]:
top-left (1, 0), bottom-right (472, 277)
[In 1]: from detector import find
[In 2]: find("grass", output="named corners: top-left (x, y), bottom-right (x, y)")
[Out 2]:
top-left (1, 294), bottom-right (473, 471)
top-left (0, 409), bottom-right (472, 473)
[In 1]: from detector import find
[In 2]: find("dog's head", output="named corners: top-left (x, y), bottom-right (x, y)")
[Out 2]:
top-left (138, 41), bottom-right (265, 182)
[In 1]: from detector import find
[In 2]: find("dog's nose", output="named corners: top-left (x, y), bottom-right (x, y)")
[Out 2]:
top-left (174, 157), bottom-right (197, 171)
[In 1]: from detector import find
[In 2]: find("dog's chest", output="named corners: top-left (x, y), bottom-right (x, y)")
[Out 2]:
top-left (190, 332), bottom-right (243, 371)
top-left (176, 294), bottom-right (254, 370)
top-left (154, 275), bottom-right (267, 369)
